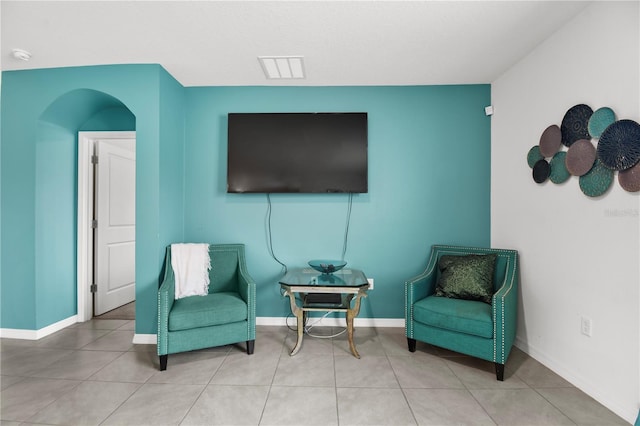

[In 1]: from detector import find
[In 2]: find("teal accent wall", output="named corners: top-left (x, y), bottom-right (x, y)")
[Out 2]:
top-left (153, 68), bottom-right (187, 333)
top-left (1, 63), bottom-right (488, 333)
top-left (79, 107), bottom-right (136, 131)
top-left (35, 120), bottom-right (77, 327)
top-left (184, 85), bottom-right (491, 319)
top-left (1, 65), bottom-right (185, 333)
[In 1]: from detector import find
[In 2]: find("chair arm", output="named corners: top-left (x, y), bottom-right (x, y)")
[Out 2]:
top-left (404, 260), bottom-right (438, 338)
top-left (492, 254), bottom-right (519, 364)
top-left (405, 270), bottom-right (437, 304)
top-left (237, 264), bottom-right (257, 340)
top-left (157, 252), bottom-right (175, 356)
top-left (237, 268), bottom-right (256, 304)
top-left (405, 253), bottom-right (439, 305)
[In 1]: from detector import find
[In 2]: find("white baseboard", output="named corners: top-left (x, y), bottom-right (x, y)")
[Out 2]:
top-left (514, 336), bottom-right (636, 424)
top-left (0, 315), bottom-right (78, 340)
top-left (133, 334), bottom-right (157, 345)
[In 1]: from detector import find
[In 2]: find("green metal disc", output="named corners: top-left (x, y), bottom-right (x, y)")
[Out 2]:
top-left (527, 145), bottom-right (543, 168)
top-left (549, 151), bottom-right (570, 184)
top-left (579, 159), bottom-right (614, 197)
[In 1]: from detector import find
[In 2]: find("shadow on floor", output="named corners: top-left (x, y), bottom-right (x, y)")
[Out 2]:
top-left (94, 301), bottom-right (135, 320)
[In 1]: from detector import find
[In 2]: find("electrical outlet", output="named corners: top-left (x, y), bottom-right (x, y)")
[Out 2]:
top-left (581, 316), bottom-right (592, 337)
top-left (367, 278), bottom-right (374, 290)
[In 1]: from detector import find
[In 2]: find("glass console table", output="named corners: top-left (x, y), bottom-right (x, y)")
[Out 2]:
top-left (279, 268), bottom-right (369, 358)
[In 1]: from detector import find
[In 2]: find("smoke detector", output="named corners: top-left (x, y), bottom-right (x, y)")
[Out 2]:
top-left (11, 49), bottom-right (32, 61)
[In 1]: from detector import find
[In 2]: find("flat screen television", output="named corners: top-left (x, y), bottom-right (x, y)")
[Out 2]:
top-left (227, 112), bottom-right (368, 193)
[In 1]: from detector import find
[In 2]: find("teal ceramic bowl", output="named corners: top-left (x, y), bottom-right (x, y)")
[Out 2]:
top-left (308, 260), bottom-right (347, 274)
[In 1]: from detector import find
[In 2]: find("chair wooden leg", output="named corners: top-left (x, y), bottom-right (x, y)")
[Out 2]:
top-left (495, 363), bottom-right (504, 381)
top-left (247, 339), bottom-right (255, 355)
top-left (407, 338), bottom-right (417, 352)
top-left (159, 355), bottom-right (168, 371)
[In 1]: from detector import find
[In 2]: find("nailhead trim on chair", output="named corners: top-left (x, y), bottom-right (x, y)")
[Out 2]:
top-left (157, 292), bottom-right (161, 352)
top-left (239, 245), bottom-right (256, 341)
top-left (158, 283), bottom-right (169, 355)
top-left (157, 248), bottom-right (172, 356)
top-left (404, 283), bottom-right (411, 337)
top-left (493, 253), bottom-right (517, 364)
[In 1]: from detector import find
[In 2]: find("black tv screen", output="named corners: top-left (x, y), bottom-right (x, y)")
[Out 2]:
top-left (227, 113), bottom-right (368, 193)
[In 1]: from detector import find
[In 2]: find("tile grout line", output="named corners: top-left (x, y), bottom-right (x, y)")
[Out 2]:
top-left (83, 323), bottom-right (140, 426)
top-left (531, 386), bottom-right (579, 425)
top-left (256, 331), bottom-right (287, 426)
top-left (385, 329), bottom-right (420, 426)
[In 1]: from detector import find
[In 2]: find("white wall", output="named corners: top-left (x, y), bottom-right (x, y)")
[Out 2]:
top-left (492, 2), bottom-right (639, 423)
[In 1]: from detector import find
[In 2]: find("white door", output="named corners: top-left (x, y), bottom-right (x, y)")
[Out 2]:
top-left (94, 140), bottom-right (136, 315)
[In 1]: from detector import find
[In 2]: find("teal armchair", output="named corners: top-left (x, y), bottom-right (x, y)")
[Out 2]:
top-left (157, 244), bottom-right (256, 370)
top-left (405, 245), bottom-right (519, 380)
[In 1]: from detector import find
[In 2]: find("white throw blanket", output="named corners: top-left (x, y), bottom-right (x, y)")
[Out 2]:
top-left (171, 243), bottom-right (211, 299)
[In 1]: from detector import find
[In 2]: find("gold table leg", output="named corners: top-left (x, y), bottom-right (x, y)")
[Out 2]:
top-left (346, 289), bottom-right (368, 358)
top-left (283, 287), bottom-right (304, 356)
top-left (346, 308), bottom-right (359, 358)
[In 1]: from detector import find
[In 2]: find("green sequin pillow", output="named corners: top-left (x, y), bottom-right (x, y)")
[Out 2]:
top-left (435, 254), bottom-right (497, 304)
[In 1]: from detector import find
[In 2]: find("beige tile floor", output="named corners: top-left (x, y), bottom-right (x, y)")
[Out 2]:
top-left (0, 320), bottom-right (629, 425)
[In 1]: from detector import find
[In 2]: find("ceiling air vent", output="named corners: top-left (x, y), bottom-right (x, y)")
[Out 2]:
top-left (258, 56), bottom-right (305, 79)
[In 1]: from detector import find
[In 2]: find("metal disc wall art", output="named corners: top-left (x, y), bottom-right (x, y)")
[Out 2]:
top-left (566, 139), bottom-right (596, 176)
top-left (527, 104), bottom-right (639, 197)
top-left (588, 107), bottom-right (616, 138)
top-left (539, 125), bottom-right (562, 157)
top-left (561, 104), bottom-right (593, 147)
top-left (596, 119), bottom-right (640, 171)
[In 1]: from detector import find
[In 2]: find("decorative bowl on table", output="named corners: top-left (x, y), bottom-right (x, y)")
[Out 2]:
top-left (308, 259), bottom-right (347, 274)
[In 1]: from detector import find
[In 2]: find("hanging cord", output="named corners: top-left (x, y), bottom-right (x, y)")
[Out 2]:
top-left (282, 193), bottom-right (352, 339)
top-left (341, 193), bottom-right (353, 261)
top-left (266, 193), bottom-right (288, 274)
top-left (285, 311), bottom-right (347, 338)
top-left (305, 312), bottom-right (347, 338)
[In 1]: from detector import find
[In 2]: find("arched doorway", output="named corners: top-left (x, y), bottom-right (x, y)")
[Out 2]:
top-left (39, 89), bottom-right (136, 322)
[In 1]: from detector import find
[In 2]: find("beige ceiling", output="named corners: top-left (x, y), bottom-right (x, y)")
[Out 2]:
top-left (1, 1), bottom-right (591, 87)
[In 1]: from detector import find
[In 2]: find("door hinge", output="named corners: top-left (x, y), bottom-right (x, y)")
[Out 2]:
top-left (91, 154), bottom-right (98, 164)
top-left (91, 219), bottom-right (98, 229)
top-left (90, 284), bottom-right (98, 293)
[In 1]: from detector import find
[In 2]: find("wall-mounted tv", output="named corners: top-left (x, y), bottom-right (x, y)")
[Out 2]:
top-left (227, 112), bottom-right (368, 193)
